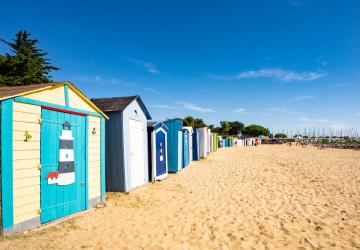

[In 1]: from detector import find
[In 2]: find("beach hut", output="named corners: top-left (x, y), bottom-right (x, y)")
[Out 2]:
top-left (147, 121), bottom-right (168, 181)
top-left (182, 129), bottom-right (189, 168)
top-left (209, 133), bottom-right (213, 153)
top-left (198, 127), bottom-right (208, 158)
top-left (183, 127), bottom-right (194, 162)
top-left (0, 82), bottom-right (108, 234)
top-left (207, 129), bottom-right (212, 153)
top-left (92, 96), bottom-right (151, 193)
top-left (192, 128), bottom-right (200, 160)
top-left (163, 118), bottom-right (183, 173)
top-left (213, 133), bottom-right (218, 152)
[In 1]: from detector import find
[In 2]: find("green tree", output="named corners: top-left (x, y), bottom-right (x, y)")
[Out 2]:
top-left (242, 124), bottom-right (270, 137)
top-left (274, 133), bottom-right (287, 139)
top-left (183, 116), bottom-right (206, 128)
top-left (228, 121), bottom-right (244, 136)
top-left (183, 116), bottom-right (195, 126)
top-left (0, 30), bottom-right (59, 86)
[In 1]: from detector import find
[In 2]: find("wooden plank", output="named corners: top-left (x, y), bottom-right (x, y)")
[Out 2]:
top-left (14, 168), bottom-right (40, 180)
top-left (13, 176), bottom-right (40, 189)
top-left (14, 185), bottom-right (40, 198)
top-left (13, 111), bottom-right (40, 123)
top-left (13, 102), bottom-right (41, 114)
top-left (13, 121), bottom-right (40, 132)
top-left (14, 130), bottom-right (41, 141)
top-left (13, 140), bottom-right (40, 151)
top-left (14, 210), bottom-right (39, 224)
top-left (14, 150), bottom-right (39, 160)
top-left (14, 159), bottom-right (40, 170)
top-left (13, 193), bottom-right (40, 208)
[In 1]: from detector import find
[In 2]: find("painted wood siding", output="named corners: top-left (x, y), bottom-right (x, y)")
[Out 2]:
top-left (68, 88), bottom-right (96, 112)
top-left (104, 112), bottom-right (125, 192)
top-left (12, 102), bottom-right (41, 224)
top-left (24, 86), bottom-right (66, 106)
top-left (88, 116), bottom-right (101, 199)
top-left (122, 100), bottom-right (148, 192)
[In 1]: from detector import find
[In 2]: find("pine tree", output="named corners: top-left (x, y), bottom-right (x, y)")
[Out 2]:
top-left (0, 30), bottom-right (59, 86)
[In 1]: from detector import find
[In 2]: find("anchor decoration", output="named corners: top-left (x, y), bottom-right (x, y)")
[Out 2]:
top-left (46, 121), bottom-right (75, 185)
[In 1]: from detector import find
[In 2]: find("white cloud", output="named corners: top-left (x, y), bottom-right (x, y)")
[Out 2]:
top-left (298, 117), bottom-right (348, 130)
top-left (236, 68), bottom-right (326, 82)
top-left (149, 104), bottom-right (175, 109)
top-left (233, 108), bottom-right (246, 113)
top-left (143, 87), bottom-right (159, 95)
top-left (128, 59), bottom-right (160, 74)
top-left (294, 95), bottom-right (316, 101)
top-left (75, 75), bottom-right (120, 85)
top-left (178, 102), bottom-right (216, 113)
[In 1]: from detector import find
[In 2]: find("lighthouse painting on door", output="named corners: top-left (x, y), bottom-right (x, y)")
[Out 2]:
top-left (46, 121), bottom-right (75, 185)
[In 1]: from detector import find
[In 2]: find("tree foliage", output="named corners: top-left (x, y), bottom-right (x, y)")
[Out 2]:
top-left (0, 30), bottom-right (59, 86)
top-left (242, 124), bottom-right (270, 137)
top-left (213, 121), bottom-right (245, 136)
top-left (274, 133), bottom-right (287, 138)
top-left (183, 116), bottom-right (207, 128)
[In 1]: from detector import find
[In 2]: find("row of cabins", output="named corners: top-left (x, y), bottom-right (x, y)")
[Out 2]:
top-left (0, 82), bottom-right (220, 234)
top-left (218, 136), bottom-right (261, 147)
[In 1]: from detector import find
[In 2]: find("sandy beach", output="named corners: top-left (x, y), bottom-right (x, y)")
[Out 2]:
top-left (1, 145), bottom-right (360, 249)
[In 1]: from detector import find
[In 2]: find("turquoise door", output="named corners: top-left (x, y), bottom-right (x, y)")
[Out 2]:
top-left (182, 130), bottom-right (189, 168)
top-left (40, 108), bottom-right (87, 223)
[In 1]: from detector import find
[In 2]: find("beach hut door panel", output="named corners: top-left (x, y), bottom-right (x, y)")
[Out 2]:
top-left (156, 131), bottom-right (166, 176)
top-left (40, 109), bottom-right (86, 224)
top-left (129, 119), bottom-right (145, 189)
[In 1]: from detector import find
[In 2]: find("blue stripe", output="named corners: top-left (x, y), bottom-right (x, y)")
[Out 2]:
top-left (1, 99), bottom-right (14, 229)
top-left (14, 96), bottom-right (103, 118)
top-left (64, 84), bottom-right (70, 108)
top-left (100, 117), bottom-right (106, 200)
top-left (85, 116), bottom-right (89, 208)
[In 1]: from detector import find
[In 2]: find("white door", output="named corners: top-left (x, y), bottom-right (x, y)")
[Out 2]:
top-left (129, 119), bottom-right (145, 189)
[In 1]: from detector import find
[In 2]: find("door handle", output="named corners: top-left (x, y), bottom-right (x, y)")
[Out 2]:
top-left (80, 181), bottom-right (85, 186)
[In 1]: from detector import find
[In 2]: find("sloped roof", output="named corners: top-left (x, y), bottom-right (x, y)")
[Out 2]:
top-left (0, 82), bottom-right (63, 100)
top-left (0, 82), bottom-right (108, 119)
top-left (91, 95), bottom-right (152, 119)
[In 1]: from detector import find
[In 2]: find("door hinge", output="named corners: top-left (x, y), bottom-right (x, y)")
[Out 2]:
top-left (38, 118), bottom-right (42, 124)
top-left (37, 208), bottom-right (41, 214)
top-left (37, 163), bottom-right (41, 170)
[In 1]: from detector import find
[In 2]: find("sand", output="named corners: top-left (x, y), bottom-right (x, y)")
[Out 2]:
top-left (1, 145), bottom-right (360, 249)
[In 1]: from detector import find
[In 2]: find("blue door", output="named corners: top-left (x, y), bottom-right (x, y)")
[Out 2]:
top-left (192, 129), bottom-right (199, 160)
top-left (40, 108), bottom-right (87, 223)
top-left (182, 130), bottom-right (189, 167)
top-left (156, 130), bottom-right (167, 176)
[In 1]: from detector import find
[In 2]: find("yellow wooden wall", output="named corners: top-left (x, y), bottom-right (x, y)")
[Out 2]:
top-left (68, 88), bottom-right (96, 112)
top-left (88, 116), bottom-right (101, 199)
top-left (24, 86), bottom-right (66, 106)
top-left (12, 102), bottom-right (41, 224)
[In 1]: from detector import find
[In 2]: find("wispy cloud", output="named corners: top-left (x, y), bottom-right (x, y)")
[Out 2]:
top-left (294, 95), bottom-right (316, 101)
top-left (149, 104), bottom-right (176, 109)
top-left (233, 108), bottom-right (246, 113)
top-left (298, 117), bottom-right (348, 130)
top-left (178, 102), bottom-right (216, 113)
top-left (267, 107), bottom-right (298, 114)
top-left (74, 75), bottom-right (121, 85)
top-left (329, 83), bottom-right (348, 88)
top-left (208, 68), bottom-right (326, 82)
top-left (128, 59), bottom-right (160, 74)
top-left (143, 87), bottom-right (159, 95)
top-left (236, 68), bottom-right (326, 82)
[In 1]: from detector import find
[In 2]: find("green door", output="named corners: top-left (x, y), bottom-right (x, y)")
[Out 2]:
top-left (40, 108), bottom-right (87, 223)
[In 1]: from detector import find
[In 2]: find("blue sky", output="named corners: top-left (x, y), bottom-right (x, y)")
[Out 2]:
top-left (1, 0), bottom-right (360, 134)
